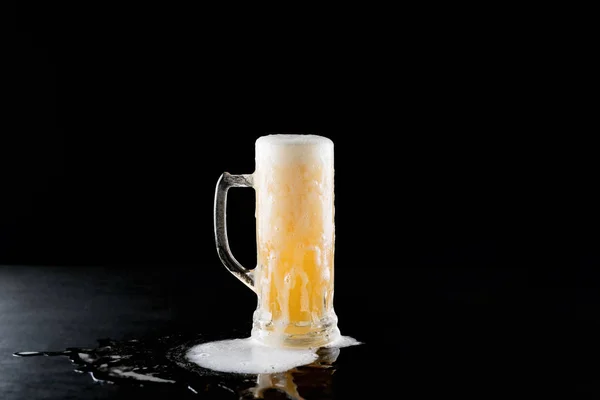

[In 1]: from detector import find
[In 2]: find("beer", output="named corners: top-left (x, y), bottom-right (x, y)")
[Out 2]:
top-left (251, 135), bottom-right (339, 347)
top-left (214, 134), bottom-right (340, 348)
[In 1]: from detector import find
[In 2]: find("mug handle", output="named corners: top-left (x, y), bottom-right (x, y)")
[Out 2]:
top-left (213, 172), bottom-right (256, 292)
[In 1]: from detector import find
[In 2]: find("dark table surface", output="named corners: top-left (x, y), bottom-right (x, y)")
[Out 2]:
top-left (2, 264), bottom-right (597, 399)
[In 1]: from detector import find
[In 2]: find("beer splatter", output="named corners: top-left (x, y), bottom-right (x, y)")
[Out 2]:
top-left (13, 331), bottom-right (362, 399)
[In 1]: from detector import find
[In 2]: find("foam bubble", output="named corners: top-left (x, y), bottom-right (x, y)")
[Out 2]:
top-left (187, 335), bottom-right (362, 375)
top-left (325, 335), bottom-right (362, 348)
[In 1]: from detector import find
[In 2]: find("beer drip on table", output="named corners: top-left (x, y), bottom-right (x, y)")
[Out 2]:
top-left (13, 331), bottom-right (361, 399)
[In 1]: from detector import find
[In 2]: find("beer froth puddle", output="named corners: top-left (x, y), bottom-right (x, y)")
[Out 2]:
top-left (187, 335), bottom-right (361, 374)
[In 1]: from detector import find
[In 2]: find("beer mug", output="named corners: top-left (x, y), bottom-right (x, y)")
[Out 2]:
top-left (214, 134), bottom-right (340, 348)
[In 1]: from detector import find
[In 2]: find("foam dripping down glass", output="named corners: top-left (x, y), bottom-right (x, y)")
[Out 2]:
top-left (214, 134), bottom-right (341, 348)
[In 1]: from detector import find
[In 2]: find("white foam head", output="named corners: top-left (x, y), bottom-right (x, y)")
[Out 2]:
top-left (255, 134), bottom-right (333, 166)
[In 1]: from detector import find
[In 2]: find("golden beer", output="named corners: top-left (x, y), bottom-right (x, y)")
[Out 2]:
top-left (214, 134), bottom-right (340, 348)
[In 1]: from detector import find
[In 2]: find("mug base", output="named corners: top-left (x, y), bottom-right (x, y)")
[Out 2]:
top-left (251, 320), bottom-right (341, 349)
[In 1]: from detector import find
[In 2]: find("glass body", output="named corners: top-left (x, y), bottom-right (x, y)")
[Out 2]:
top-left (214, 134), bottom-right (340, 348)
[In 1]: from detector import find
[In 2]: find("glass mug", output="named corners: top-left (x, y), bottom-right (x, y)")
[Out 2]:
top-left (214, 134), bottom-right (340, 348)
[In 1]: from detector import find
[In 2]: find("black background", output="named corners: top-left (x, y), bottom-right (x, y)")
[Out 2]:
top-left (5, 3), bottom-right (554, 268)
top-left (3, 3), bottom-right (599, 397)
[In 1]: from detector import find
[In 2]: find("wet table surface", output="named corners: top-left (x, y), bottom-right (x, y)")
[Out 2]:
top-left (0, 265), bottom-right (597, 398)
